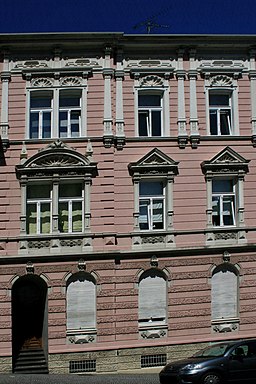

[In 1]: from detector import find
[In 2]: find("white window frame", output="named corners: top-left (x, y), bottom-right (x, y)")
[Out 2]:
top-left (212, 179), bottom-right (236, 227)
top-left (137, 91), bottom-right (163, 137)
top-left (29, 90), bottom-right (53, 139)
top-left (139, 181), bottom-right (165, 231)
top-left (59, 89), bottom-right (82, 138)
top-left (26, 185), bottom-right (52, 235)
top-left (27, 86), bottom-right (86, 139)
top-left (134, 77), bottom-right (170, 137)
top-left (209, 91), bottom-right (232, 135)
top-left (58, 184), bottom-right (84, 233)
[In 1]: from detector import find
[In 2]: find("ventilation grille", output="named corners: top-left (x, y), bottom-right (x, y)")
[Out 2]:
top-left (141, 354), bottom-right (167, 368)
top-left (69, 359), bottom-right (96, 373)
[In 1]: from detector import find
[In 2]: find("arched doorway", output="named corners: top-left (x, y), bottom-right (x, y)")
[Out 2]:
top-left (12, 274), bottom-right (48, 373)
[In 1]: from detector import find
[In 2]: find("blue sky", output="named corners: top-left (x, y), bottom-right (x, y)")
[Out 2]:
top-left (0, 0), bottom-right (255, 34)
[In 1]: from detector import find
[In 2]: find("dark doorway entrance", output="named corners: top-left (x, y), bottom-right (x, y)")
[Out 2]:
top-left (12, 274), bottom-right (48, 373)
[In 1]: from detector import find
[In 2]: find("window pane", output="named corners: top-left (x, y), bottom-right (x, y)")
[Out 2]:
top-left (140, 182), bottom-right (163, 196)
top-left (31, 92), bottom-right (52, 108)
top-left (59, 184), bottom-right (82, 198)
top-left (59, 91), bottom-right (81, 107)
top-left (72, 202), bottom-right (82, 232)
top-left (42, 112), bottom-right (51, 138)
top-left (27, 203), bottom-right (37, 234)
top-left (27, 185), bottom-right (51, 199)
top-left (212, 180), bottom-right (233, 193)
top-left (151, 111), bottom-right (161, 136)
top-left (138, 94), bottom-right (161, 107)
top-left (30, 112), bottom-right (39, 138)
top-left (220, 109), bottom-right (231, 135)
top-left (59, 202), bottom-right (68, 233)
top-left (138, 111), bottom-right (149, 136)
top-left (40, 203), bottom-right (51, 234)
top-left (223, 196), bottom-right (235, 225)
top-left (59, 111), bottom-right (68, 137)
top-left (212, 196), bottom-right (220, 226)
top-left (152, 199), bottom-right (164, 229)
top-left (210, 110), bottom-right (217, 135)
top-left (209, 94), bottom-right (230, 106)
top-left (139, 200), bottom-right (149, 230)
top-left (70, 110), bottom-right (80, 137)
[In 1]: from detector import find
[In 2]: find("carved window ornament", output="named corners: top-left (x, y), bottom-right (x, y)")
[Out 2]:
top-left (31, 77), bottom-right (54, 87)
top-left (201, 147), bottom-right (249, 242)
top-left (60, 77), bottom-right (82, 86)
top-left (128, 148), bottom-right (178, 243)
top-left (139, 75), bottom-right (164, 88)
top-left (209, 75), bottom-right (233, 88)
top-left (16, 140), bottom-right (98, 238)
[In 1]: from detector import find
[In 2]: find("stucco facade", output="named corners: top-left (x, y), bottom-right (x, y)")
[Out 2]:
top-left (1, 33), bottom-right (256, 373)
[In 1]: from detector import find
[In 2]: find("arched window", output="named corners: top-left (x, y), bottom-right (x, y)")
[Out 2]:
top-left (66, 272), bottom-right (96, 331)
top-left (138, 269), bottom-right (167, 327)
top-left (211, 263), bottom-right (239, 320)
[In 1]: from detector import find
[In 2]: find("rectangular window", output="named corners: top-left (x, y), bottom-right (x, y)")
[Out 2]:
top-left (209, 93), bottom-right (232, 135)
top-left (139, 182), bottom-right (164, 230)
top-left (29, 88), bottom-right (83, 139)
top-left (27, 185), bottom-right (51, 234)
top-left (212, 179), bottom-right (236, 226)
top-left (138, 93), bottom-right (162, 136)
top-left (58, 183), bottom-right (83, 233)
top-left (59, 90), bottom-right (81, 138)
top-left (30, 91), bottom-right (53, 139)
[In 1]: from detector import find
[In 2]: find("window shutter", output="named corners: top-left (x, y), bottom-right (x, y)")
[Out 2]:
top-left (67, 279), bottom-right (96, 330)
top-left (211, 269), bottom-right (238, 320)
top-left (139, 274), bottom-right (166, 321)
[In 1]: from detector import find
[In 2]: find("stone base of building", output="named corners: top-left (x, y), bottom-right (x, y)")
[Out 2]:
top-left (48, 342), bottom-right (208, 374)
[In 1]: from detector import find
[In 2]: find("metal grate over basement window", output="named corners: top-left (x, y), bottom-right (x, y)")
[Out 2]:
top-left (141, 354), bottom-right (167, 368)
top-left (69, 359), bottom-right (96, 373)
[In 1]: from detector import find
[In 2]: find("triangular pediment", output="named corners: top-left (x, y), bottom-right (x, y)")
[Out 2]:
top-left (128, 148), bottom-right (179, 176)
top-left (201, 147), bottom-right (249, 175)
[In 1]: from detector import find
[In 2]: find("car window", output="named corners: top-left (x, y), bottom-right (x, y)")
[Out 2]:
top-left (193, 343), bottom-right (230, 358)
top-left (231, 345), bottom-right (249, 357)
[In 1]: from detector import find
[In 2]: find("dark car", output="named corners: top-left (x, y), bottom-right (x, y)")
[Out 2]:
top-left (159, 339), bottom-right (256, 384)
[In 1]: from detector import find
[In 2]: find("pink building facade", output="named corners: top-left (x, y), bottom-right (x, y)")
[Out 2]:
top-left (0, 33), bottom-right (256, 373)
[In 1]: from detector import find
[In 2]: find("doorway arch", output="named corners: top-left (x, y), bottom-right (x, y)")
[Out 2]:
top-left (12, 274), bottom-right (48, 371)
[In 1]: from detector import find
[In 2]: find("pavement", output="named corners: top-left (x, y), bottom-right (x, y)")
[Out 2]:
top-left (0, 372), bottom-right (160, 384)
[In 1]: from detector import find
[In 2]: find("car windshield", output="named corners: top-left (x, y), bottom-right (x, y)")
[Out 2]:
top-left (193, 343), bottom-right (231, 358)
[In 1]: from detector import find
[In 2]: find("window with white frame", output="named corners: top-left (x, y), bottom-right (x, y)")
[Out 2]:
top-left (66, 272), bottom-right (96, 332)
top-left (27, 184), bottom-right (52, 234)
top-left (30, 91), bottom-right (53, 139)
top-left (211, 264), bottom-right (239, 321)
top-left (201, 147), bottom-right (249, 239)
top-left (138, 269), bottom-right (167, 327)
top-left (139, 181), bottom-right (165, 230)
top-left (212, 179), bottom-right (236, 227)
top-left (59, 90), bottom-right (81, 138)
top-left (29, 88), bottom-right (83, 139)
top-left (209, 91), bottom-right (232, 135)
top-left (138, 92), bottom-right (163, 136)
top-left (27, 182), bottom-right (84, 235)
top-left (58, 183), bottom-right (83, 233)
